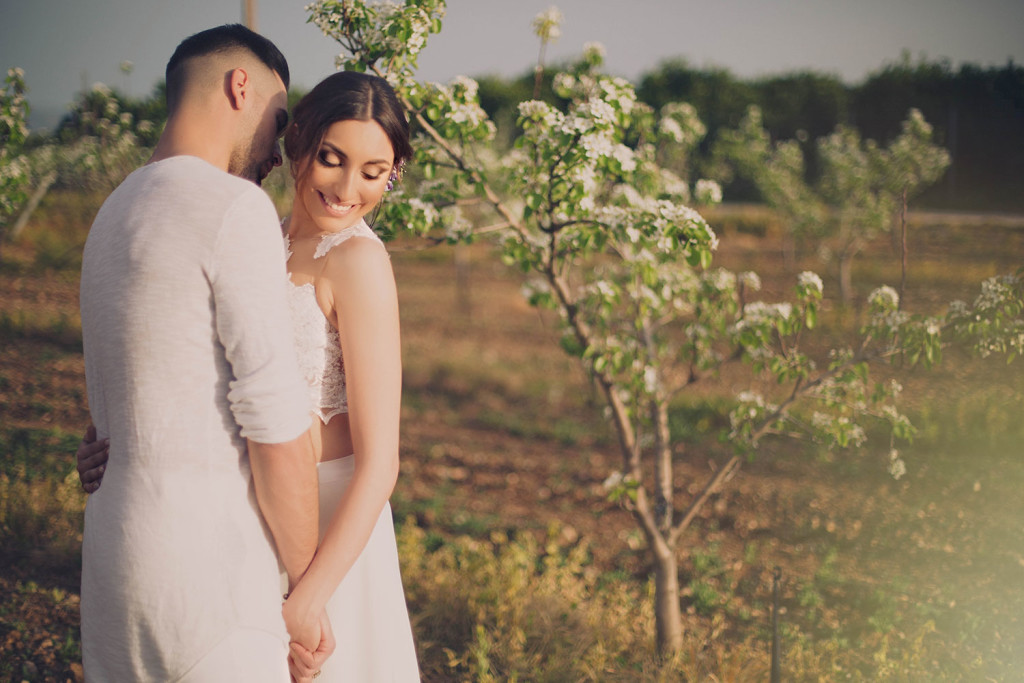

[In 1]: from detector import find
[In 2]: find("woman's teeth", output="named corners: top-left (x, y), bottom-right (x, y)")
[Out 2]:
top-left (320, 192), bottom-right (354, 214)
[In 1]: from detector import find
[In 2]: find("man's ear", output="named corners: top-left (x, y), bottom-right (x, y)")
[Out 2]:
top-left (227, 68), bottom-right (250, 110)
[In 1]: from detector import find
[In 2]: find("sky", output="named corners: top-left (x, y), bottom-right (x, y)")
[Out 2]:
top-left (2, 0), bottom-right (1021, 130)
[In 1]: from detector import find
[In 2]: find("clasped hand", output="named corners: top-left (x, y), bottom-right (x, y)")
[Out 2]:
top-left (283, 596), bottom-right (334, 682)
top-left (76, 428), bottom-right (336, 679)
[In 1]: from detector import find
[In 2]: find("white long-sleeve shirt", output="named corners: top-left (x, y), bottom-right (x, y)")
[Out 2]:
top-left (79, 156), bottom-right (311, 681)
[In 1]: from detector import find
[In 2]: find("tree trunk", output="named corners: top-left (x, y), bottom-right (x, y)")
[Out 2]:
top-left (783, 233), bottom-right (796, 273)
top-left (838, 251), bottom-right (853, 304)
top-left (454, 242), bottom-right (471, 318)
top-left (652, 541), bottom-right (683, 654)
top-left (7, 171), bottom-right (56, 243)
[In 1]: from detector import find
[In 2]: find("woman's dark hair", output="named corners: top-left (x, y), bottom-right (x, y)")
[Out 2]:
top-left (165, 24), bottom-right (289, 110)
top-left (284, 71), bottom-right (413, 183)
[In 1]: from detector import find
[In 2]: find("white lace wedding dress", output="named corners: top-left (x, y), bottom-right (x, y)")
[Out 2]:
top-left (284, 220), bottom-right (420, 681)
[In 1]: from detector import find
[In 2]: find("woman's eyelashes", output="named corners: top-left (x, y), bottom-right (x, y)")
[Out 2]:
top-left (316, 148), bottom-right (386, 180)
top-left (317, 148), bottom-right (342, 167)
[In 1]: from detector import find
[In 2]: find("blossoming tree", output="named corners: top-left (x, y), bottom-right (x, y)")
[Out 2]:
top-left (1, 68), bottom-right (31, 241)
top-left (713, 105), bottom-right (951, 303)
top-left (305, 0), bottom-right (1023, 656)
top-left (1, 79), bottom-right (156, 243)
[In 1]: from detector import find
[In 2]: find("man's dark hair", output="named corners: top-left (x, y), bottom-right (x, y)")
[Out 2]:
top-left (164, 24), bottom-right (289, 110)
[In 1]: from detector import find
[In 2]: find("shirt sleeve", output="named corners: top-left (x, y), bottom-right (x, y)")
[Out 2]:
top-left (209, 187), bottom-right (311, 443)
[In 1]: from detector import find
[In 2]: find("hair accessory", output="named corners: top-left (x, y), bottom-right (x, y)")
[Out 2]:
top-left (385, 161), bottom-right (405, 192)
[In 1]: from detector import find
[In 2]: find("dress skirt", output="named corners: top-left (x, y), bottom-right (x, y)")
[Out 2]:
top-left (314, 455), bottom-right (420, 682)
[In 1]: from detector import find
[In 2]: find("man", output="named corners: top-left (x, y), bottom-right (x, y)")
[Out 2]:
top-left (79, 25), bottom-right (324, 680)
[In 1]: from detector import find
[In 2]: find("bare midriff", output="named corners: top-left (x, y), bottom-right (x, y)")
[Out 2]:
top-left (310, 413), bottom-right (354, 463)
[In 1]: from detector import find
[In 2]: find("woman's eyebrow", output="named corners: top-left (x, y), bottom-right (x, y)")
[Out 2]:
top-left (321, 141), bottom-right (347, 159)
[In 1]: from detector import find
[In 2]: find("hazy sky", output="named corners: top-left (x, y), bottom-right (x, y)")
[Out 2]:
top-left (2, 0), bottom-right (1021, 130)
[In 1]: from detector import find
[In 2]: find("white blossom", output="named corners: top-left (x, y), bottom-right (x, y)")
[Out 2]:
top-left (868, 285), bottom-right (900, 311)
top-left (798, 271), bottom-right (824, 295)
top-left (532, 6), bottom-right (563, 42)
top-left (947, 299), bottom-right (969, 317)
top-left (602, 471), bottom-right (624, 490)
top-left (582, 42), bottom-right (606, 62)
top-left (659, 117), bottom-right (684, 143)
top-left (613, 184), bottom-right (645, 207)
top-left (658, 168), bottom-right (690, 199)
top-left (580, 132), bottom-right (614, 159)
top-left (707, 268), bottom-right (737, 292)
top-left (974, 275), bottom-right (1016, 310)
top-left (521, 277), bottom-right (551, 301)
top-left (407, 197), bottom-right (440, 225)
top-left (577, 97), bottom-right (617, 126)
top-left (449, 75), bottom-right (479, 98)
top-left (888, 449), bottom-right (907, 480)
top-left (704, 222), bottom-right (720, 251)
top-left (644, 366), bottom-right (658, 394)
top-left (612, 144), bottom-right (636, 171)
top-left (442, 205), bottom-right (473, 240)
top-left (518, 100), bottom-right (551, 119)
top-left (742, 301), bottom-right (793, 324)
top-left (739, 271), bottom-right (762, 291)
top-left (737, 391), bottom-right (765, 407)
top-left (811, 412), bottom-right (831, 430)
top-left (552, 72), bottom-right (575, 96)
top-left (694, 179), bottom-right (722, 205)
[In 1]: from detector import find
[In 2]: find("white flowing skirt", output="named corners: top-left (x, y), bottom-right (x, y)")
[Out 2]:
top-left (314, 455), bottom-right (420, 682)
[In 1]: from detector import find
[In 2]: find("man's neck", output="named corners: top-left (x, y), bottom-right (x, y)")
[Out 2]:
top-left (149, 107), bottom-right (232, 173)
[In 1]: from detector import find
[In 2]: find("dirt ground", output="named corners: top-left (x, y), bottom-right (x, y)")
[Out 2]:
top-left (2, 210), bottom-right (1022, 680)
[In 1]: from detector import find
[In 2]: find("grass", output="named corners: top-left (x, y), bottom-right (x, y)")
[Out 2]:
top-left (2, 199), bottom-right (1023, 680)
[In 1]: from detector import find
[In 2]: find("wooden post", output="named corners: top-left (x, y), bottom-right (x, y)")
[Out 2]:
top-left (771, 567), bottom-right (782, 683)
top-left (899, 187), bottom-right (908, 311)
top-left (243, 0), bottom-right (257, 31)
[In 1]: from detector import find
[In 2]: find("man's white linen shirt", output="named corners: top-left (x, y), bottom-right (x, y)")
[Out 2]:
top-left (79, 156), bottom-right (312, 680)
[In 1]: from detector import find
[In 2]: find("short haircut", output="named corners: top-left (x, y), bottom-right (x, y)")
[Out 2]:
top-left (164, 24), bottom-right (289, 110)
top-left (285, 71), bottom-right (413, 183)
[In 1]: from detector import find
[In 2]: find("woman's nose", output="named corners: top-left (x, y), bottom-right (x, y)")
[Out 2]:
top-left (331, 169), bottom-right (356, 198)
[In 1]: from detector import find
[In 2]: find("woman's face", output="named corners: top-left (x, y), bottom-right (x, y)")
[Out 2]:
top-left (294, 118), bottom-right (395, 232)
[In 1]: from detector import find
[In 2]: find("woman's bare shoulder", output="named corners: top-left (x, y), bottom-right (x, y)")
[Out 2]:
top-left (320, 234), bottom-right (395, 292)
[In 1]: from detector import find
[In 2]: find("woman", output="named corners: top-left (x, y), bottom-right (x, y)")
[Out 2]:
top-left (76, 71), bottom-right (420, 682)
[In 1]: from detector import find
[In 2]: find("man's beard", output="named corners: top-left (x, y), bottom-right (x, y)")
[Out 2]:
top-left (228, 139), bottom-right (270, 186)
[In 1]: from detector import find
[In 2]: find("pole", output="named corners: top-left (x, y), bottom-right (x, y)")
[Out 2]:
top-left (243, 0), bottom-right (257, 31)
top-left (770, 566), bottom-right (782, 683)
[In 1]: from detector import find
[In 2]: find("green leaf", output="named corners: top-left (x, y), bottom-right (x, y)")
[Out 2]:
top-left (805, 306), bottom-right (817, 330)
top-left (560, 334), bottom-right (585, 357)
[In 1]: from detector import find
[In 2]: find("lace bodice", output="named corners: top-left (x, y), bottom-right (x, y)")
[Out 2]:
top-left (284, 220), bottom-right (384, 423)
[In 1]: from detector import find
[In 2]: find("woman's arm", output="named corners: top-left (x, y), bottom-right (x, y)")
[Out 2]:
top-left (283, 236), bottom-right (403, 628)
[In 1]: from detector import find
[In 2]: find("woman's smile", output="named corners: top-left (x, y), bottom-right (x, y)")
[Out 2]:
top-left (317, 190), bottom-right (359, 217)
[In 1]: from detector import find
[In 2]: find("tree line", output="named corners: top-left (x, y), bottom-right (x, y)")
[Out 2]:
top-left (477, 53), bottom-right (1024, 213)
top-left (20, 52), bottom-right (1022, 214)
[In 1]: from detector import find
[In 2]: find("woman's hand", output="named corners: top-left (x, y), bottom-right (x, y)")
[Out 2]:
top-left (76, 424), bottom-right (109, 493)
top-left (282, 590), bottom-right (326, 656)
top-left (287, 609), bottom-right (335, 682)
